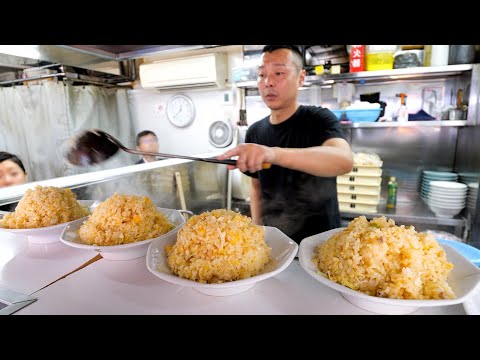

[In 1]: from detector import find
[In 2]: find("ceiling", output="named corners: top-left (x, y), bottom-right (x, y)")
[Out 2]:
top-left (61, 45), bottom-right (220, 60)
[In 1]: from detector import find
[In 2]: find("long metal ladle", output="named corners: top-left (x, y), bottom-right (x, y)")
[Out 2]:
top-left (64, 129), bottom-right (271, 169)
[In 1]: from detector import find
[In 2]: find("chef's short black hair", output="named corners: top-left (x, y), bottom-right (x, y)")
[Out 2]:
top-left (262, 45), bottom-right (304, 71)
top-left (262, 45), bottom-right (303, 58)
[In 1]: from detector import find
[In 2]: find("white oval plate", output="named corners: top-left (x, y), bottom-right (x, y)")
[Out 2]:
top-left (298, 228), bottom-right (480, 315)
top-left (59, 208), bottom-right (187, 260)
top-left (463, 289), bottom-right (480, 315)
top-left (146, 226), bottom-right (298, 296)
top-left (0, 200), bottom-right (100, 244)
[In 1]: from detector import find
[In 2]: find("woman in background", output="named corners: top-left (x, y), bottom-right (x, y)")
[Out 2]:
top-left (0, 151), bottom-right (28, 211)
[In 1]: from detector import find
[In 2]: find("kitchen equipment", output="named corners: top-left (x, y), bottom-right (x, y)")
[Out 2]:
top-left (360, 92), bottom-right (386, 119)
top-left (449, 109), bottom-right (466, 120)
top-left (449, 89), bottom-right (467, 120)
top-left (426, 45), bottom-right (449, 66)
top-left (208, 120), bottom-right (233, 148)
top-left (393, 50), bottom-right (424, 68)
top-left (345, 108), bottom-right (382, 122)
top-left (65, 129), bottom-right (271, 169)
top-left (449, 45), bottom-right (475, 65)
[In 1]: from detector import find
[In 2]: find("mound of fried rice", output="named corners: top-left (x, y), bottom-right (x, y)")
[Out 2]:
top-left (166, 209), bottom-right (271, 284)
top-left (0, 185), bottom-right (89, 229)
top-left (78, 193), bottom-right (174, 246)
top-left (313, 216), bottom-right (455, 300)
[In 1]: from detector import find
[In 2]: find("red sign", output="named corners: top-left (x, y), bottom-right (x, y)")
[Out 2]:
top-left (350, 45), bottom-right (365, 72)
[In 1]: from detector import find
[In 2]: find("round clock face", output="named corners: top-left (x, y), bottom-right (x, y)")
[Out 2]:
top-left (166, 94), bottom-right (195, 127)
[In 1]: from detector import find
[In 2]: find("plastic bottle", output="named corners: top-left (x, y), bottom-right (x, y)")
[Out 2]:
top-left (386, 176), bottom-right (398, 209)
top-left (429, 45), bottom-right (449, 66)
top-left (396, 93), bottom-right (408, 122)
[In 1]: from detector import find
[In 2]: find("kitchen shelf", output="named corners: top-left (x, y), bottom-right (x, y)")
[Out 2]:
top-left (232, 198), bottom-right (466, 229)
top-left (304, 64), bottom-right (473, 86)
top-left (235, 64), bottom-right (474, 89)
top-left (341, 199), bottom-right (467, 227)
top-left (341, 120), bottom-right (467, 128)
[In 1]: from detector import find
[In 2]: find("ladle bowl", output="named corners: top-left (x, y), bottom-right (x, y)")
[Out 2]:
top-left (65, 129), bottom-right (271, 169)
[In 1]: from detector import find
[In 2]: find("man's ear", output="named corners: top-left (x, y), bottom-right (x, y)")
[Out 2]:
top-left (298, 68), bottom-right (306, 87)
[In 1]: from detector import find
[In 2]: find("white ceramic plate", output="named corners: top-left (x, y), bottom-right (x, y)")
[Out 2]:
top-left (146, 226), bottom-right (298, 296)
top-left (0, 200), bottom-right (100, 244)
top-left (60, 208), bottom-right (187, 261)
top-left (299, 228), bottom-right (480, 315)
top-left (463, 289), bottom-right (480, 315)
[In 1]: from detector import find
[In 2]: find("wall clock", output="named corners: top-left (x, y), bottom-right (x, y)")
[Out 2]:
top-left (166, 94), bottom-right (195, 127)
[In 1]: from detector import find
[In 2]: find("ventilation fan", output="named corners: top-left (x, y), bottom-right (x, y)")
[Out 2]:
top-left (208, 120), bottom-right (233, 148)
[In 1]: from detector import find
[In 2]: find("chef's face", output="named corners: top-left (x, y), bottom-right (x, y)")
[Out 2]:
top-left (257, 48), bottom-right (305, 111)
top-left (137, 134), bottom-right (159, 153)
top-left (0, 160), bottom-right (27, 187)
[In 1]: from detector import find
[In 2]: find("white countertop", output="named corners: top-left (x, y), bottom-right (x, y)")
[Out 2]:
top-left (16, 258), bottom-right (466, 315)
top-left (0, 232), bottom-right (98, 295)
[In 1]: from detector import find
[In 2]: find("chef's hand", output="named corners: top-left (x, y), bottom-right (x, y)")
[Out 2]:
top-left (218, 143), bottom-right (275, 173)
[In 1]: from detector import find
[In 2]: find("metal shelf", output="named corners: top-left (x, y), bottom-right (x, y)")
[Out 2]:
top-left (341, 120), bottom-right (467, 128)
top-left (235, 64), bottom-right (474, 88)
top-left (304, 64), bottom-right (474, 86)
top-left (341, 199), bottom-right (467, 227)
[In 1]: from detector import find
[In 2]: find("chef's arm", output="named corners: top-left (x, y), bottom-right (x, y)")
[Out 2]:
top-left (273, 138), bottom-right (353, 177)
top-left (219, 138), bottom-right (353, 176)
top-left (250, 178), bottom-right (263, 225)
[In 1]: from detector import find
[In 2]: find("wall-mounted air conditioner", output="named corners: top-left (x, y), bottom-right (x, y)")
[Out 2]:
top-left (139, 53), bottom-right (228, 90)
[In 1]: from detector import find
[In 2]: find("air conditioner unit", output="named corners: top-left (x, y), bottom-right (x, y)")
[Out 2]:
top-left (139, 53), bottom-right (228, 90)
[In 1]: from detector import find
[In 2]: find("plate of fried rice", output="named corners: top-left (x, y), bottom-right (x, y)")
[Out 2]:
top-left (0, 185), bottom-right (98, 244)
top-left (146, 209), bottom-right (298, 296)
top-left (298, 216), bottom-right (480, 315)
top-left (60, 193), bottom-right (187, 260)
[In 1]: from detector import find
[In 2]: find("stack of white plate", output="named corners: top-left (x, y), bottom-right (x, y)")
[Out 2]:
top-left (421, 170), bottom-right (458, 201)
top-left (427, 181), bottom-right (467, 218)
top-left (459, 172), bottom-right (480, 185)
top-left (467, 183), bottom-right (479, 214)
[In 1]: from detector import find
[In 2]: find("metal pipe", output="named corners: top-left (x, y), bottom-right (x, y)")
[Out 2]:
top-left (0, 72), bottom-right (65, 86)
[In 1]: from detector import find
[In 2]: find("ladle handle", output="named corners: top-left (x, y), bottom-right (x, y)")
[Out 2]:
top-left (208, 158), bottom-right (271, 169)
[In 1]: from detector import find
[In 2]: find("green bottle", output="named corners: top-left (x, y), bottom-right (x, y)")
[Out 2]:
top-left (387, 176), bottom-right (398, 209)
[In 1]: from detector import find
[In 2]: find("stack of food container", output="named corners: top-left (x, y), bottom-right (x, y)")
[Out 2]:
top-left (337, 152), bottom-right (383, 214)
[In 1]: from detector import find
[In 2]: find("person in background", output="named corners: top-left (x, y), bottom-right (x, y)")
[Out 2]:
top-left (218, 45), bottom-right (354, 244)
top-left (135, 130), bottom-right (163, 164)
top-left (0, 151), bottom-right (28, 211)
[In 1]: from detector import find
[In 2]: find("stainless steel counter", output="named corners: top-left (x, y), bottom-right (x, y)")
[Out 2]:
top-left (341, 199), bottom-right (468, 239)
top-left (341, 199), bottom-right (466, 227)
top-left (232, 198), bottom-right (468, 239)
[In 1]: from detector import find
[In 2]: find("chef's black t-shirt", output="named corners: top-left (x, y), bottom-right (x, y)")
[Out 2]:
top-left (244, 105), bottom-right (346, 244)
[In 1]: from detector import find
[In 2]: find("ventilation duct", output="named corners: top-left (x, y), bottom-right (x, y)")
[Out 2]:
top-left (208, 120), bottom-right (233, 148)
